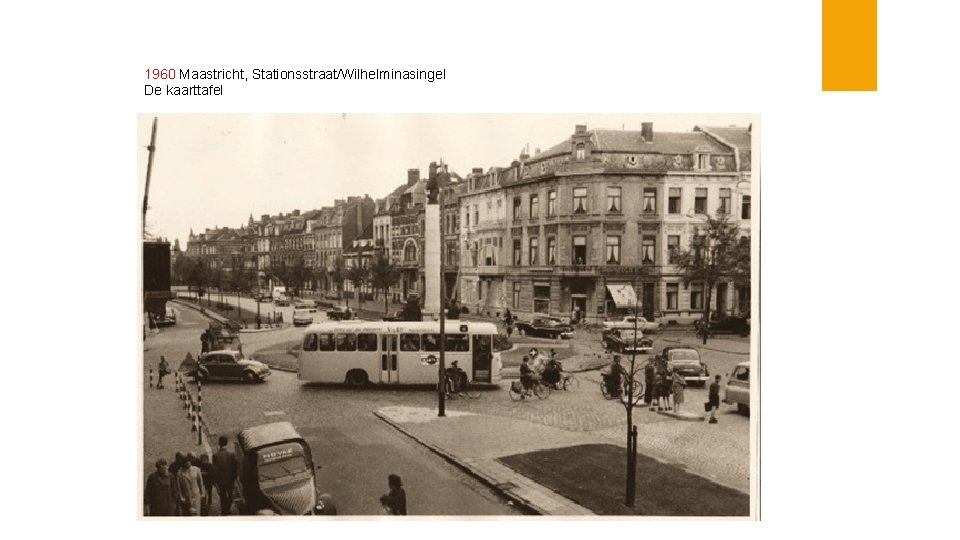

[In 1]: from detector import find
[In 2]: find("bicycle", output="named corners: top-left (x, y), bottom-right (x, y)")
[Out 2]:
top-left (508, 377), bottom-right (551, 401)
top-left (600, 373), bottom-right (644, 405)
top-left (440, 370), bottom-right (479, 399)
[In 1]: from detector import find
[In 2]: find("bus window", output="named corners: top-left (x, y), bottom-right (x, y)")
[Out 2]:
top-left (422, 333), bottom-right (440, 352)
top-left (447, 333), bottom-right (470, 352)
top-left (400, 333), bottom-right (420, 351)
top-left (336, 333), bottom-right (357, 351)
top-left (357, 333), bottom-right (378, 351)
top-left (318, 334), bottom-right (335, 351)
top-left (303, 333), bottom-right (318, 352)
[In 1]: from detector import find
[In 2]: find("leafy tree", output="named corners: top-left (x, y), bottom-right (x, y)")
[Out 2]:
top-left (269, 260), bottom-right (290, 293)
top-left (673, 213), bottom-right (749, 344)
top-left (369, 252), bottom-right (401, 314)
top-left (347, 263), bottom-right (370, 309)
top-left (313, 265), bottom-right (328, 293)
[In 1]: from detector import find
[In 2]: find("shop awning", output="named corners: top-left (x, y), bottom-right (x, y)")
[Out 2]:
top-left (606, 284), bottom-right (639, 308)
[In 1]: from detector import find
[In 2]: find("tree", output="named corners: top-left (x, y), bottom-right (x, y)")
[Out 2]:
top-left (187, 256), bottom-right (211, 305)
top-left (673, 213), bottom-right (748, 344)
top-left (330, 256), bottom-right (346, 301)
top-left (287, 256), bottom-right (309, 297)
top-left (269, 260), bottom-right (290, 293)
top-left (369, 252), bottom-right (401, 314)
top-left (313, 265), bottom-right (328, 293)
top-left (347, 263), bottom-right (370, 309)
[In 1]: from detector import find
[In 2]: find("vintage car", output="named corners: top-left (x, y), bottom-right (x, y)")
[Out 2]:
top-left (274, 296), bottom-right (291, 307)
top-left (192, 350), bottom-right (271, 383)
top-left (602, 315), bottom-right (662, 333)
top-left (695, 312), bottom-right (750, 337)
top-left (326, 307), bottom-right (351, 321)
top-left (234, 421), bottom-right (328, 515)
top-left (155, 306), bottom-right (177, 327)
top-left (295, 301), bottom-right (317, 313)
top-left (514, 317), bottom-right (575, 339)
top-left (381, 310), bottom-right (405, 322)
top-left (723, 361), bottom-right (750, 415)
top-left (602, 328), bottom-right (653, 355)
top-left (661, 346), bottom-right (710, 387)
top-left (293, 308), bottom-right (314, 327)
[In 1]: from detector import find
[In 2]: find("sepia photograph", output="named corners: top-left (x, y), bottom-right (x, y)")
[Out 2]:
top-left (139, 113), bottom-right (758, 519)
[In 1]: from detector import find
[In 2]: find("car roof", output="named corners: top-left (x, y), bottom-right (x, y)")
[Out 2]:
top-left (237, 421), bottom-right (304, 451)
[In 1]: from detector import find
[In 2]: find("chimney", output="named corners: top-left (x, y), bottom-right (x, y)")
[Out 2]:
top-left (641, 122), bottom-right (654, 142)
top-left (260, 214), bottom-right (268, 221)
top-left (429, 161), bottom-right (438, 180)
top-left (575, 124), bottom-right (587, 135)
top-left (407, 168), bottom-right (419, 186)
top-left (293, 209), bottom-right (300, 216)
top-left (535, 148), bottom-right (541, 155)
top-left (472, 167), bottom-right (483, 175)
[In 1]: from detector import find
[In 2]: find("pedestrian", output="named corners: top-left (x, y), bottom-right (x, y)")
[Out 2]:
top-left (197, 453), bottom-right (214, 514)
top-left (200, 331), bottom-right (210, 354)
top-left (707, 374), bottom-right (722, 424)
top-left (644, 360), bottom-right (656, 406)
top-left (447, 300), bottom-right (460, 319)
top-left (519, 356), bottom-right (535, 398)
top-left (529, 348), bottom-right (543, 373)
top-left (144, 459), bottom-right (177, 516)
top-left (657, 371), bottom-right (671, 411)
top-left (379, 474), bottom-right (407, 515)
top-left (157, 355), bottom-right (170, 389)
top-left (671, 367), bottom-right (687, 414)
top-left (176, 453), bottom-right (205, 516)
top-left (211, 435), bottom-right (239, 516)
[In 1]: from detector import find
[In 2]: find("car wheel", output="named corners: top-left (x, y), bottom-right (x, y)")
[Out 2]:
top-left (241, 371), bottom-right (257, 384)
top-left (346, 369), bottom-right (369, 388)
top-left (737, 403), bottom-right (750, 415)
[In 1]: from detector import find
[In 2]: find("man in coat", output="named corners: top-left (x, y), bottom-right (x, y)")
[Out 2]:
top-left (211, 436), bottom-right (239, 515)
top-left (144, 459), bottom-right (177, 516)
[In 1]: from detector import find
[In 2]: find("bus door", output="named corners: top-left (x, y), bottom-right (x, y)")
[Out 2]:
top-left (380, 334), bottom-right (399, 383)
top-left (471, 334), bottom-right (492, 383)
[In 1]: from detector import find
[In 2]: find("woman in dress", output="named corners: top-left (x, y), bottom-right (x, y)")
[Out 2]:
top-left (671, 367), bottom-right (687, 413)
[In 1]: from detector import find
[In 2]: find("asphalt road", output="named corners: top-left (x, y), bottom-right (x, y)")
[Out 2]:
top-left (146, 303), bottom-right (521, 516)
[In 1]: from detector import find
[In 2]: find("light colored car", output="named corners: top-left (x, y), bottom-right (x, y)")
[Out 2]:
top-left (662, 347), bottom-right (709, 386)
top-left (602, 316), bottom-right (662, 333)
top-left (295, 301), bottom-right (316, 313)
top-left (723, 361), bottom-right (750, 415)
top-left (293, 308), bottom-right (314, 327)
top-left (602, 328), bottom-right (652, 354)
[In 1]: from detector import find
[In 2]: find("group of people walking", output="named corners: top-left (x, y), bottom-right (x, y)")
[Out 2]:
top-left (144, 436), bottom-right (240, 517)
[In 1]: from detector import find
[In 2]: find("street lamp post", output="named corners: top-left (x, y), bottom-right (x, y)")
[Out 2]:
top-left (625, 277), bottom-right (640, 506)
top-left (437, 188), bottom-right (446, 418)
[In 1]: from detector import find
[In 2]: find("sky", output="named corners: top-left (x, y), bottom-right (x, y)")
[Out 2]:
top-left (136, 113), bottom-right (755, 246)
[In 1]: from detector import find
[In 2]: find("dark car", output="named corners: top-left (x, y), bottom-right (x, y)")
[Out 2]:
top-left (602, 328), bottom-right (653, 355)
top-left (695, 312), bottom-right (750, 337)
top-left (381, 310), bottom-right (405, 322)
top-left (326, 307), bottom-right (350, 321)
top-left (515, 317), bottom-right (575, 340)
top-left (193, 350), bottom-right (271, 383)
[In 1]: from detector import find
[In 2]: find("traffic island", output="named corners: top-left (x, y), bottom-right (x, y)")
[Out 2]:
top-left (497, 444), bottom-right (749, 516)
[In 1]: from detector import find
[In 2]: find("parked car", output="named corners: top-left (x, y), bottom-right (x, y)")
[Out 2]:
top-left (275, 296), bottom-right (291, 307)
top-left (602, 315), bottom-right (663, 333)
top-left (723, 361), bottom-right (750, 415)
top-left (326, 307), bottom-right (350, 321)
top-left (382, 310), bottom-right (405, 322)
top-left (661, 347), bottom-right (709, 387)
top-left (294, 301), bottom-right (316, 313)
top-left (192, 350), bottom-right (271, 383)
top-left (515, 317), bottom-right (575, 340)
top-left (258, 294), bottom-right (273, 303)
top-left (234, 421), bottom-right (327, 515)
top-left (602, 328), bottom-right (653, 354)
top-left (156, 306), bottom-right (177, 327)
top-left (293, 309), bottom-right (314, 327)
top-left (695, 312), bottom-right (750, 337)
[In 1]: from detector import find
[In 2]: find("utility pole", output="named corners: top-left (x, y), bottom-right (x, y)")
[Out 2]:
top-left (437, 187), bottom-right (446, 417)
top-left (142, 117), bottom-right (158, 239)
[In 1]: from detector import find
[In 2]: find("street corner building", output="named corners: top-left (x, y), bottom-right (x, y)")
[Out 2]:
top-left (455, 123), bottom-right (753, 325)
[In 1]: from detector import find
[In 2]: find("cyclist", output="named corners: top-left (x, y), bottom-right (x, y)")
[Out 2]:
top-left (604, 355), bottom-right (626, 397)
top-left (529, 348), bottom-right (544, 374)
top-left (519, 355), bottom-right (537, 398)
top-left (445, 360), bottom-right (467, 394)
top-left (541, 350), bottom-right (562, 389)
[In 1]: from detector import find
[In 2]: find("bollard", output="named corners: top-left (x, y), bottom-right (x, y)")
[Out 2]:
top-left (197, 408), bottom-right (202, 444)
top-left (191, 398), bottom-right (198, 432)
top-left (149, 369), bottom-right (153, 388)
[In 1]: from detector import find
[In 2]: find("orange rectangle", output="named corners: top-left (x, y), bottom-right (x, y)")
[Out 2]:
top-left (823, 0), bottom-right (877, 91)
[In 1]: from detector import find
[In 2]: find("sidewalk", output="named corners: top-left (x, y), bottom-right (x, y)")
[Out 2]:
top-left (375, 406), bottom-right (595, 515)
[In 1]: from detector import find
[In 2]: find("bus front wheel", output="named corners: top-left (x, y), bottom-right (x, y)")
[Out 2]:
top-left (346, 370), bottom-right (369, 388)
